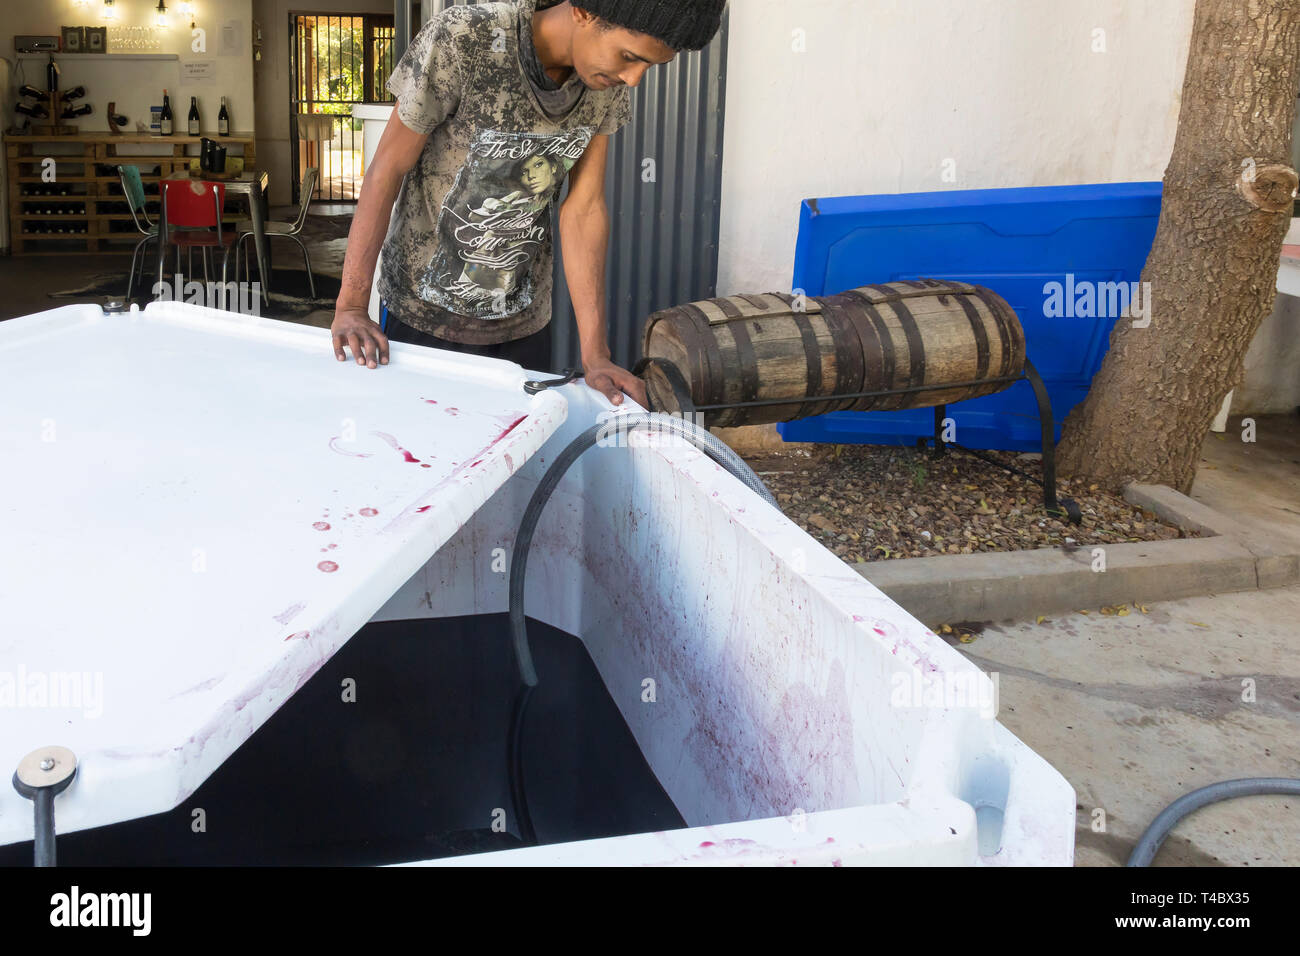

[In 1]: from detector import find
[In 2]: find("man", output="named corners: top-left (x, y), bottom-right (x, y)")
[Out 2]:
top-left (330, 0), bottom-right (725, 408)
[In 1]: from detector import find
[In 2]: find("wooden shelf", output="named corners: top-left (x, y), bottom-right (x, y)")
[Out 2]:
top-left (17, 53), bottom-right (179, 60)
top-left (6, 131), bottom-right (254, 144)
top-left (4, 129), bottom-right (256, 255)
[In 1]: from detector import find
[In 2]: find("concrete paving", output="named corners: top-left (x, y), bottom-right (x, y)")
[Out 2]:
top-left (959, 416), bottom-right (1300, 866)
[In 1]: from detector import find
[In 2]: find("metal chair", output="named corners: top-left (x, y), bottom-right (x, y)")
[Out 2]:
top-left (157, 179), bottom-right (240, 304)
top-left (232, 167), bottom-right (319, 299)
top-left (116, 165), bottom-right (157, 301)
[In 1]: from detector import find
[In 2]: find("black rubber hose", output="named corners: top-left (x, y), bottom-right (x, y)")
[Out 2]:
top-left (506, 684), bottom-right (537, 846)
top-left (1127, 777), bottom-right (1300, 866)
top-left (504, 413), bottom-right (778, 844)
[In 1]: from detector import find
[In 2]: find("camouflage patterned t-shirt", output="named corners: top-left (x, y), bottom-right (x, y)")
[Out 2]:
top-left (378, 0), bottom-right (632, 345)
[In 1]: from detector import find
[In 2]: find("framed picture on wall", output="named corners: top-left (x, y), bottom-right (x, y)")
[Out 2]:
top-left (86, 27), bottom-right (107, 53)
top-left (61, 27), bottom-right (83, 53)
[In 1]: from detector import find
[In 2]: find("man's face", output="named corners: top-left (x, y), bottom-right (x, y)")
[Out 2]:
top-left (571, 10), bottom-right (677, 90)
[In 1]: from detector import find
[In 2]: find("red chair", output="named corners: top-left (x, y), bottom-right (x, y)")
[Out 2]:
top-left (156, 179), bottom-right (240, 306)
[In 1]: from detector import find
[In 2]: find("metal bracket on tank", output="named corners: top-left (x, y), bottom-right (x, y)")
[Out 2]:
top-left (102, 300), bottom-right (129, 315)
top-left (523, 368), bottom-right (583, 395)
top-left (13, 746), bottom-right (77, 867)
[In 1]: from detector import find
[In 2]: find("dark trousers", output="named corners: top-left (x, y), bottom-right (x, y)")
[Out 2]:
top-left (381, 300), bottom-right (554, 373)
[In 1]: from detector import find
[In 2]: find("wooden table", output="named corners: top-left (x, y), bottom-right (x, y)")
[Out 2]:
top-left (157, 169), bottom-right (273, 298)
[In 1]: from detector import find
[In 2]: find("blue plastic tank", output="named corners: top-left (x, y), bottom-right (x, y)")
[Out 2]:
top-left (779, 182), bottom-right (1163, 450)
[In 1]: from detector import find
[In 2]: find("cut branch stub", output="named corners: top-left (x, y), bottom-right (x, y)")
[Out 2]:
top-left (1237, 163), bottom-right (1299, 213)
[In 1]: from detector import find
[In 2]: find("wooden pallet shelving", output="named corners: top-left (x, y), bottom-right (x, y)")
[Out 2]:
top-left (5, 130), bottom-right (256, 255)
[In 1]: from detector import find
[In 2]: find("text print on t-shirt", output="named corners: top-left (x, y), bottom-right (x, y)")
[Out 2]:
top-left (418, 125), bottom-right (595, 319)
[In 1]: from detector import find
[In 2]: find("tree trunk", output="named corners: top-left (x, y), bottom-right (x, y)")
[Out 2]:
top-left (1056, 0), bottom-right (1300, 494)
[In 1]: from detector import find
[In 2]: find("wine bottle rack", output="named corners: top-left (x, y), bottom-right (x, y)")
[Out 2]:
top-left (4, 130), bottom-right (256, 254)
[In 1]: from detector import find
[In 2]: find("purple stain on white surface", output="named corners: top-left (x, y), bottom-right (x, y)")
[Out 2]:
top-left (359, 507), bottom-right (378, 517)
top-left (273, 602), bottom-right (306, 625)
top-left (329, 437), bottom-right (372, 458)
top-left (372, 431), bottom-right (423, 464)
top-left (446, 407), bottom-right (460, 416)
top-left (283, 631), bottom-right (310, 642)
top-left (170, 676), bottom-right (223, 698)
top-left (313, 521), bottom-right (330, 531)
top-left (317, 561), bottom-right (338, 573)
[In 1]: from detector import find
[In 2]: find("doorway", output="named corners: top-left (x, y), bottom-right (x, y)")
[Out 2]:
top-left (289, 12), bottom-right (396, 204)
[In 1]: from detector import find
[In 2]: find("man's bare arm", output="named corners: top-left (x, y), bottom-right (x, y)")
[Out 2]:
top-left (559, 134), bottom-right (647, 406)
top-left (331, 102), bottom-right (430, 369)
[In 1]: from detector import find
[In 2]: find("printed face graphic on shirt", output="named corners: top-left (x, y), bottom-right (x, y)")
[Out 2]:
top-left (418, 126), bottom-right (594, 318)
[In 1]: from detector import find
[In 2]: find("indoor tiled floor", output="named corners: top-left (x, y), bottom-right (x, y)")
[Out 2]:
top-left (0, 208), bottom-right (351, 324)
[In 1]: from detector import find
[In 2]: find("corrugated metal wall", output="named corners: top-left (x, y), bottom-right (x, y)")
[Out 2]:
top-left (419, 0), bottom-right (729, 371)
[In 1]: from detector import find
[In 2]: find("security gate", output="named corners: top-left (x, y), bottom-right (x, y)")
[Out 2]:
top-left (290, 12), bottom-right (396, 203)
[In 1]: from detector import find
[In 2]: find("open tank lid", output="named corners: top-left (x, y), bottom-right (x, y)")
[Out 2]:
top-left (0, 301), bottom-right (567, 844)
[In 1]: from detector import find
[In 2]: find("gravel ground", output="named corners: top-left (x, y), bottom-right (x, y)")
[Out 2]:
top-left (745, 443), bottom-right (1195, 565)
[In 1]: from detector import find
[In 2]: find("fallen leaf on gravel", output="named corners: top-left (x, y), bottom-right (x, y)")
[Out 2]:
top-left (807, 514), bottom-right (835, 532)
top-left (1036, 615), bottom-right (1047, 624)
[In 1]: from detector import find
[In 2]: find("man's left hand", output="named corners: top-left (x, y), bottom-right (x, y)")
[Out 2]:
top-left (583, 357), bottom-right (648, 408)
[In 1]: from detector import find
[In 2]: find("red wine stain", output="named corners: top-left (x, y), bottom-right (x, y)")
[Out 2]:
top-left (446, 407), bottom-right (460, 416)
top-left (313, 521), bottom-right (330, 531)
top-left (421, 463), bottom-right (432, 468)
top-left (372, 431), bottom-right (423, 464)
top-left (284, 631), bottom-right (310, 642)
top-left (494, 414), bottom-right (528, 433)
top-left (317, 561), bottom-right (339, 573)
top-left (359, 507), bottom-right (378, 517)
top-left (421, 398), bottom-right (438, 405)
top-left (415, 505), bottom-right (432, 513)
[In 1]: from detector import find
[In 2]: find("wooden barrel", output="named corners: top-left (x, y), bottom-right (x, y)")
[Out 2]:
top-left (640, 279), bottom-right (1026, 428)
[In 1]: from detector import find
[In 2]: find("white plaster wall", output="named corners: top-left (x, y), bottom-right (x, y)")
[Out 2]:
top-left (717, 0), bottom-right (1197, 294)
top-left (1234, 293), bottom-right (1300, 415)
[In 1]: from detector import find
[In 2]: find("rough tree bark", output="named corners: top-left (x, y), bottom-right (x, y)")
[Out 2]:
top-left (1056, 0), bottom-right (1300, 494)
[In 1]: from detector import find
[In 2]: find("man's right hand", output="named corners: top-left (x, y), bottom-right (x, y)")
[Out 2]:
top-left (332, 307), bottom-right (390, 369)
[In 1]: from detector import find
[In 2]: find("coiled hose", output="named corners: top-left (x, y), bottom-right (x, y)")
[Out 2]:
top-left (506, 412), bottom-right (779, 845)
top-left (1127, 777), bottom-right (1300, 866)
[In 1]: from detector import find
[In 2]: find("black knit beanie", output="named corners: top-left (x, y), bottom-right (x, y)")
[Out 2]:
top-left (570, 0), bottom-right (725, 51)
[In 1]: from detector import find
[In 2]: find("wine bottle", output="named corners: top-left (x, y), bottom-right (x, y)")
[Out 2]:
top-left (63, 86), bottom-right (87, 101)
top-left (188, 96), bottom-right (200, 135)
top-left (62, 103), bottom-right (93, 119)
top-left (15, 102), bottom-right (49, 120)
top-left (160, 89), bottom-right (173, 135)
top-left (218, 96), bottom-right (229, 135)
top-left (18, 84), bottom-right (45, 100)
